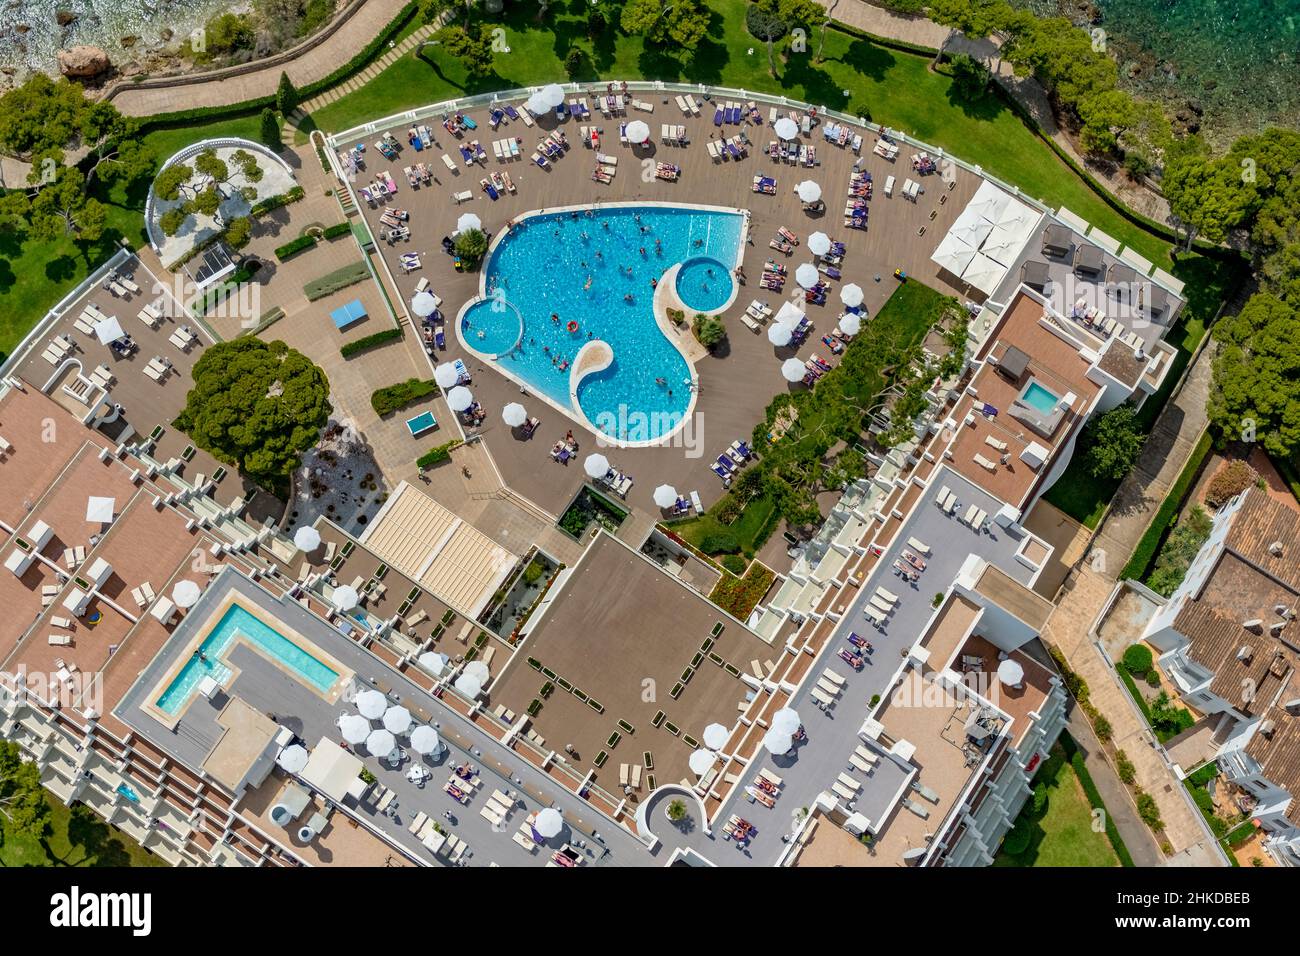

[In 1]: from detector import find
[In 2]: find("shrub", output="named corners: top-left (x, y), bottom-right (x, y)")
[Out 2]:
top-left (304, 261), bottom-right (370, 300)
top-left (1149, 692), bottom-right (1195, 738)
top-left (1135, 791), bottom-right (1164, 830)
top-left (1122, 644), bottom-right (1153, 676)
top-left (1081, 401), bottom-right (1145, 480)
top-left (275, 234), bottom-right (318, 260)
top-left (276, 71), bottom-right (299, 115)
top-left (251, 185), bottom-right (305, 217)
top-left (709, 563), bottom-right (776, 619)
top-left (1145, 669), bottom-right (1161, 687)
top-left (1030, 782), bottom-right (1048, 815)
top-left (721, 554), bottom-right (748, 575)
top-left (1000, 818), bottom-right (1033, 856)
top-left (259, 107), bottom-right (281, 148)
top-left (1206, 460), bottom-right (1259, 509)
top-left (692, 313), bottom-right (727, 350)
top-left (417, 441), bottom-right (460, 469)
top-left (341, 327), bottom-right (402, 358)
top-left (1092, 714), bottom-right (1113, 743)
top-left (1115, 750), bottom-right (1137, 785)
top-left (666, 799), bottom-right (687, 822)
top-left (564, 46), bottom-right (588, 78)
top-left (322, 222), bottom-right (352, 240)
top-left (1147, 506), bottom-right (1214, 597)
top-left (698, 531), bottom-right (740, 555)
top-left (371, 378), bottom-right (437, 416)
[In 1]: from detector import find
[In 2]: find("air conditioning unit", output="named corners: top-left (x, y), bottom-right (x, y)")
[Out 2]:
top-left (1268, 541), bottom-right (1284, 557)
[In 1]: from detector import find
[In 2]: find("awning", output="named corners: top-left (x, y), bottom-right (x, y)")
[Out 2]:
top-left (300, 739), bottom-right (365, 802)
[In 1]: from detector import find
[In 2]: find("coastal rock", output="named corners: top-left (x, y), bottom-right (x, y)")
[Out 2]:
top-left (15, 23), bottom-right (29, 34)
top-left (56, 9), bottom-right (78, 27)
top-left (57, 44), bottom-right (112, 78)
top-left (160, 28), bottom-right (174, 42)
top-left (121, 35), bottom-right (139, 49)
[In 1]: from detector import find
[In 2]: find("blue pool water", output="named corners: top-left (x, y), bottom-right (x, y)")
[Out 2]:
top-left (406, 411), bottom-right (437, 436)
top-left (1022, 381), bottom-right (1060, 416)
top-left (460, 206), bottom-right (744, 442)
top-left (675, 256), bottom-right (734, 312)
top-left (156, 604), bottom-right (339, 715)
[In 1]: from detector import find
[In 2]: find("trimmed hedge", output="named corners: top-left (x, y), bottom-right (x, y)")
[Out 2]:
top-left (239, 307), bottom-right (285, 337)
top-left (417, 441), bottom-right (461, 469)
top-left (1119, 430), bottom-right (1213, 581)
top-left (305, 261), bottom-right (370, 301)
top-left (275, 234), bottom-right (318, 261)
top-left (322, 221), bottom-right (352, 240)
top-left (1058, 732), bottom-right (1136, 867)
top-left (372, 378), bottom-right (437, 416)
top-left (340, 327), bottom-right (402, 358)
top-left (251, 185), bottom-right (305, 218)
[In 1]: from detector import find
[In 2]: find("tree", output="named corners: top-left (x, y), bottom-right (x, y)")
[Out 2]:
top-left (693, 313), bottom-right (727, 350)
top-left (747, 0), bottom-right (790, 76)
top-left (0, 741), bottom-right (51, 843)
top-left (1081, 401), bottom-right (1144, 480)
top-left (155, 148), bottom-right (265, 238)
top-left (260, 107), bottom-right (282, 148)
top-left (1077, 88), bottom-right (1136, 156)
top-left (275, 71), bottom-right (299, 115)
top-left (948, 53), bottom-right (991, 102)
top-left (21, 167), bottom-right (108, 242)
top-left (225, 216), bottom-right (254, 249)
top-left (1161, 140), bottom-right (1256, 251)
top-left (564, 46), bottom-right (589, 79)
top-left (174, 338), bottom-right (331, 493)
top-left (438, 23), bottom-right (495, 80)
top-left (453, 227), bottom-right (488, 267)
top-left (1209, 293), bottom-right (1300, 458)
top-left (620, 0), bottom-right (709, 52)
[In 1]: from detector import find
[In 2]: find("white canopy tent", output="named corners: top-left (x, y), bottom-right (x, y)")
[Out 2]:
top-left (960, 252), bottom-right (1009, 297)
top-left (774, 300), bottom-right (804, 326)
top-left (86, 496), bottom-right (116, 524)
top-left (454, 673), bottom-right (483, 699)
top-left (300, 740), bottom-right (364, 802)
top-left (930, 231), bottom-right (977, 277)
top-left (948, 207), bottom-right (994, 250)
top-left (463, 660), bottom-right (490, 685)
top-left (93, 315), bottom-right (126, 345)
top-left (964, 178), bottom-right (1012, 224)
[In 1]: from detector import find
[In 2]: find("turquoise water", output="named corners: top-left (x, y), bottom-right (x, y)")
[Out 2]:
top-left (406, 411), bottom-right (437, 436)
top-left (156, 604), bottom-right (339, 715)
top-left (1022, 381), bottom-right (1060, 416)
top-left (676, 257), bottom-right (735, 312)
top-left (460, 206), bottom-right (744, 442)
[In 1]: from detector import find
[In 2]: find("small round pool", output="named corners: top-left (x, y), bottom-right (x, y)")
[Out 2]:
top-left (675, 256), bottom-right (734, 313)
top-left (461, 296), bottom-right (524, 357)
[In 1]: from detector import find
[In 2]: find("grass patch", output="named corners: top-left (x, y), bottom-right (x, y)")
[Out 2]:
top-left (992, 737), bottom-right (1125, 867)
top-left (1118, 430), bottom-right (1214, 581)
top-left (670, 494), bottom-right (777, 558)
top-left (304, 261), bottom-right (371, 300)
top-left (558, 486), bottom-right (629, 539)
top-left (371, 377), bottom-right (437, 415)
top-left (0, 799), bottom-right (167, 868)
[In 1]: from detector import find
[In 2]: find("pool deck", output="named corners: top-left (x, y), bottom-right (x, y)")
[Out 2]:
top-left (354, 99), bottom-right (978, 520)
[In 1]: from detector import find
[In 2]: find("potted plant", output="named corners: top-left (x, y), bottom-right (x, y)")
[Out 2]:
top-left (666, 798), bottom-right (687, 823)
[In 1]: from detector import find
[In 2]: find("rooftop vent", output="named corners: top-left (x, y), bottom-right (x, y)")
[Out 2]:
top-left (1270, 654), bottom-right (1290, 679)
top-left (1270, 621), bottom-right (1287, 637)
top-left (1237, 645), bottom-right (1254, 662)
top-left (1283, 699), bottom-right (1300, 716)
top-left (1243, 619), bottom-right (1263, 633)
top-left (1260, 719), bottom-right (1277, 737)
top-left (1268, 541), bottom-right (1285, 557)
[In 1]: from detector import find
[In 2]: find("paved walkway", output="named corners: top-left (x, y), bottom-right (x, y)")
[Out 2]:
top-left (106, 0), bottom-right (414, 117)
top-left (819, 0), bottom-right (1171, 223)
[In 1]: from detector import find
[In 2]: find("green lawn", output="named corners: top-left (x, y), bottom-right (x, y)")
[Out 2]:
top-left (0, 112), bottom-right (268, 361)
top-left (669, 493), bottom-right (779, 558)
top-left (312, 0), bottom-right (1179, 268)
top-left (993, 745), bottom-right (1122, 867)
top-left (0, 798), bottom-right (167, 867)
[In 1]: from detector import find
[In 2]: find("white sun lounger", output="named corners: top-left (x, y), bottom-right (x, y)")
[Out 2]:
top-left (442, 154), bottom-right (457, 171)
top-left (863, 604), bottom-right (886, 626)
top-left (906, 537), bottom-right (930, 555)
top-left (869, 595), bottom-right (893, 615)
top-left (452, 190), bottom-right (473, 203)
top-left (811, 686), bottom-right (835, 708)
top-left (821, 669), bottom-right (846, 687)
top-left (875, 587), bottom-right (899, 605)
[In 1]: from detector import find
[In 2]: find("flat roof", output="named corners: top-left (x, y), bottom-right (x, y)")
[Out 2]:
top-left (203, 697), bottom-right (279, 792)
top-left (361, 482), bottom-right (518, 618)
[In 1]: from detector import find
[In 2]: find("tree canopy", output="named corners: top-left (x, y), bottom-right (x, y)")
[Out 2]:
top-left (1209, 293), bottom-right (1300, 459)
top-left (1080, 401), bottom-right (1145, 480)
top-left (174, 338), bottom-right (332, 493)
top-left (436, 22), bottom-right (497, 78)
top-left (620, 0), bottom-right (710, 52)
top-left (155, 148), bottom-right (266, 238)
top-left (0, 741), bottom-right (51, 843)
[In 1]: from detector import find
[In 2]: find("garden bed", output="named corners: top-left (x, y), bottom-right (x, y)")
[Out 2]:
top-left (558, 486), bottom-right (629, 540)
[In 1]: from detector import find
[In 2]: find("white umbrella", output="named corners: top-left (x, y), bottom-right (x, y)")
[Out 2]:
top-left (583, 453), bottom-right (610, 479)
top-left (652, 484), bottom-right (678, 509)
top-left (795, 263), bottom-right (820, 290)
top-left (774, 300), bottom-right (804, 326)
top-left (434, 362), bottom-right (460, 389)
top-left (526, 93), bottom-right (549, 115)
top-left (418, 651), bottom-right (448, 676)
top-left (625, 120), bottom-right (650, 144)
top-left (382, 705), bottom-right (412, 735)
top-left (410, 725), bottom-right (442, 755)
top-left (93, 315), bottom-right (125, 345)
top-left (774, 117), bottom-right (798, 140)
top-left (534, 807), bottom-right (563, 839)
top-left (86, 495), bottom-right (116, 523)
top-left (456, 212), bottom-right (482, 234)
top-left (540, 83), bottom-right (566, 108)
top-left (703, 723), bottom-right (729, 751)
top-left (772, 707), bottom-right (802, 736)
top-left (447, 385), bottom-right (474, 413)
top-left (502, 402), bottom-right (527, 427)
top-left (767, 322), bottom-right (793, 347)
top-left (172, 579), bottom-right (201, 608)
top-left (463, 660), bottom-right (490, 685)
top-left (781, 357), bottom-right (806, 382)
top-left (454, 673), bottom-right (483, 698)
top-left (276, 744), bottom-right (308, 774)
top-left (355, 689), bottom-right (386, 720)
top-left (411, 291), bottom-right (438, 317)
top-left (762, 727), bottom-right (791, 755)
top-left (365, 728), bottom-right (396, 757)
top-left (339, 713), bottom-right (370, 744)
top-left (332, 584), bottom-right (359, 612)
top-left (796, 180), bottom-right (822, 204)
top-left (840, 283), bottom-right (864, 307)
top-left (808, 231), bottom-right (831, 256)
top-left (293, 526), bottom-right (321, 551)
top-left (689, 748), bottom-right (717, 776)
top-left (997, 659), bottom-right (1025, 686)
top-left (838, 313), bottom-right (862, 336)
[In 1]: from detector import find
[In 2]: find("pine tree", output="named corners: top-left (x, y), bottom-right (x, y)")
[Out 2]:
top-left (276, 71), bottom-right (298, 115)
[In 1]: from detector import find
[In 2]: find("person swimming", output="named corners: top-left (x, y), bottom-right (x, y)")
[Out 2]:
top-left (650, 277), bottom-right (657, 288)
top-left (551, 313), bottom-right (560, 324)
top-left (584, 276), bottom-right (593, 290)
top-left (655, 377), bottom-right (666, 387)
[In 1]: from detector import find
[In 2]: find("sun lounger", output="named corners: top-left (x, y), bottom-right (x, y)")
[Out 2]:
top-left (630, 765), bottom-right (642, 790)
top-left (963, 503), bottom-right (980, 525)
top-left (513, 830), bottom-right (538, 851)
top-left (821, 669), bottom-right (846, 687)
top-left (973, 452), bottom-right (997, 471)
top-left (759, 768), bottom-right (783, 787)
top-left (870, 595), bottom-right (893, 615)
top-left (810, 686), bottom-right (835, 707)
top-left (831, 780), bottom-right (858, 801)
top-left (984, 435), bottom-right (1009, 452)
top-left (876, 587), bottom-right (899, 605)
top-left (816, 678), bottom-right (841, 697)
top-left (862, 604), bottom-right (886, 626)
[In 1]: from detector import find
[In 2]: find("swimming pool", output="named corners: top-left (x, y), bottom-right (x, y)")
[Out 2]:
top-left (155, 604), bottom-right (340, 715)
top-left (1021, 381), bottom-right (1060, 416)
top-left (676, 256), bottom-right (734, 312)
top-left (459, 204), bottom-right (745, 443)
